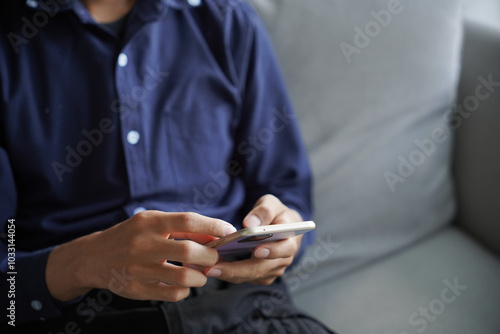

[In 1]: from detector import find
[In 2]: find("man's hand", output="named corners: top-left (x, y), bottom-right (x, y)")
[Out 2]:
top-left (205, 195), bottom-right (304, 285)
top-left (46, 211), bottom-right (236, 303)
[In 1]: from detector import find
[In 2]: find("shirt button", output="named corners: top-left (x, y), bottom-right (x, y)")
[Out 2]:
top-left (26, 0), bottom-right (38, 8)
top-left (187, 0), bottom-right (201, 7)
top-left (127, 130), bottom-right (140, 145)
top-left (31, 300), bottom-right (42, 311)
top-left (133, 207), bottom-right (146, 215)
top-left (118, 53), bottom-right (128, 67)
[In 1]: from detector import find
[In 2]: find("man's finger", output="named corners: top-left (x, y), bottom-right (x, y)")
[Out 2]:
top-left (253, 238), bottom-right (298, 259)
top-left (243, 195), bottom-right (286, 227)
top-left (141, 211), bottom-right (236, 237)
top-left (139, 283), bottom-right (191, 302)
top-left (169, 232), bottom-right (218, 245)
top-left (142, 262), bottom-right (209, 288)
top-left (206, 258), bottom-right (285, 281)
top-left (154, 238), bottom-right (220, 267)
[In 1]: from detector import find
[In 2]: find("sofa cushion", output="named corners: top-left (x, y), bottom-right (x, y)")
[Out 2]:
top-left (292, 228), bottom-right (500, 333)
top-left (247, 0), bottom-right (464, 287)
top-left (454, 21), bottom-right (500, 256)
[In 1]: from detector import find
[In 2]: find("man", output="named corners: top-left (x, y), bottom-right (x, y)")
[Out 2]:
top-left (0, 0), bottom-right (334, 332)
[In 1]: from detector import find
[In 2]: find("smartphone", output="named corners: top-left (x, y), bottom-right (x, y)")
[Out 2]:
top-left (205, 221), bottom-right (315, 256)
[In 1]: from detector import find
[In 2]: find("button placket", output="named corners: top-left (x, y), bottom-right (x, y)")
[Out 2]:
top-left (126, 130), bottom-right (140, 145)
top-left (187, 0), bottom-right (201, 7)
top-left (118, 53), bottom-right (128, 67)
top-left (115, 50), bottom-right (150, 198)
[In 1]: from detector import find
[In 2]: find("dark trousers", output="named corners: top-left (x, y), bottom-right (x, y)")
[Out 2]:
top-left (8, 278), bottom-right (336, 334)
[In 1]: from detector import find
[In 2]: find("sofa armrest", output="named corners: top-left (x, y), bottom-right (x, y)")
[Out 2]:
top-left (453, 21), bottom-right (500, 256)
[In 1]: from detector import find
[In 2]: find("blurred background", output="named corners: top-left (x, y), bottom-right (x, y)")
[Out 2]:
top-left (464, 0), bottom-right (500, 29)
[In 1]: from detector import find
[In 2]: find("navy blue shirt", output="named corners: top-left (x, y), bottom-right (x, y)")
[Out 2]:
top-left (0, 0), bottom-right (313, 325)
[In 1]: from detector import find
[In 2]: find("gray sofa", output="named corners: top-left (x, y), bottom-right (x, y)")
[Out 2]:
top-left (247, 1), bottom-right (500, 333)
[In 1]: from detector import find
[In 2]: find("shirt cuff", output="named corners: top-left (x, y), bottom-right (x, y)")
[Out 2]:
top-left (1, 247), bottom-right (68, 325)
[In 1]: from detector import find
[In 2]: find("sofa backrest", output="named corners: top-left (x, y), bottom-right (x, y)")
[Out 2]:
top-left (248, 0), bottom-right (464, 288)
top-left (454, 21), bottom-right (500, 256)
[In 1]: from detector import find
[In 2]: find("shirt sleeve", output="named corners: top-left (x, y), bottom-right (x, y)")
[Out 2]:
top-left (226, 3), bottom-right (315, 261)
top-left (0, 146), bottom-right (71, 326)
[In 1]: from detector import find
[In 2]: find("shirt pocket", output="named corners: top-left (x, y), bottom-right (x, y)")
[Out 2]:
top-left (164, 106), bottom-right (235, 191)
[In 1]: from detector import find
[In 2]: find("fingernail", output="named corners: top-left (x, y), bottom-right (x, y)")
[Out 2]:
top-left (245, 215), bottom-right (262, 227)
top-left (224, 225), bottom-right (237, 236)
top-left (254, 247), bottom-right (270, 259)
top-left (207, 268), bottom-right (222, 277)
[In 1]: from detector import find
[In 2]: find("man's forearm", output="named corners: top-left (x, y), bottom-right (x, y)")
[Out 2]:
top-left (45, 232), bottom-right (99, 302)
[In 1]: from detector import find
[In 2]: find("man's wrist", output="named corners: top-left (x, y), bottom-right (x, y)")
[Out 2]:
top-left (45, 233), bottom-right (97, 302)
